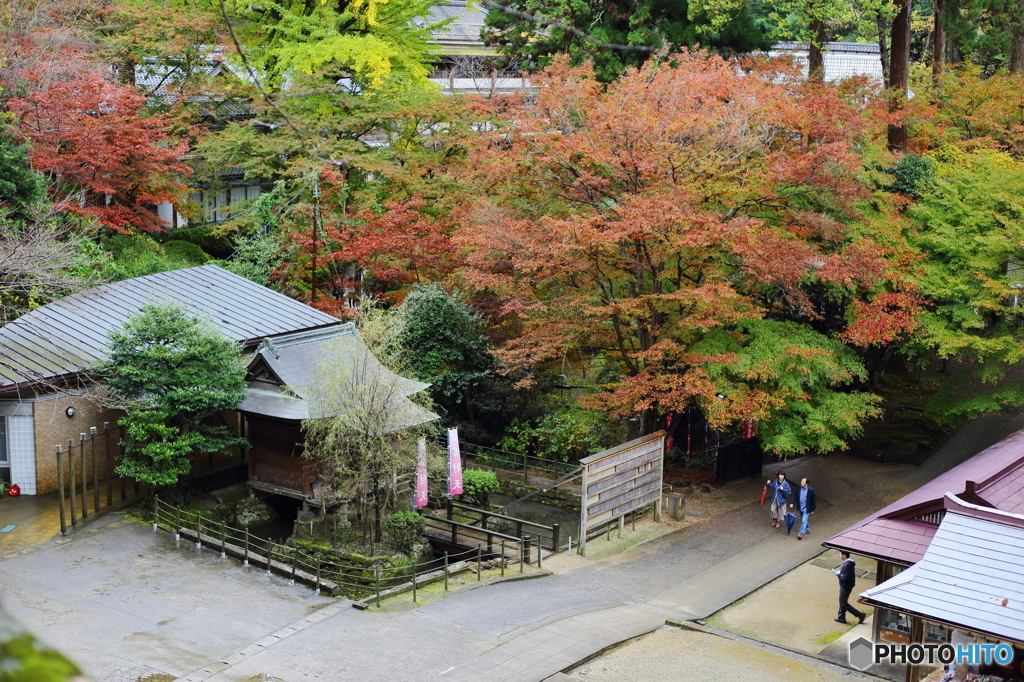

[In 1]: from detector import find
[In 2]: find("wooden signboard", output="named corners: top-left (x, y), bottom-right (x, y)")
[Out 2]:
top-left (578, 431), bottom-right (665, 555)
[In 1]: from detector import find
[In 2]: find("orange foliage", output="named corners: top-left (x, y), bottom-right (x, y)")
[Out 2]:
top-left (9, 75), bottom-right (190, 233)
top-left (457, 52), bottom-right (919, 419)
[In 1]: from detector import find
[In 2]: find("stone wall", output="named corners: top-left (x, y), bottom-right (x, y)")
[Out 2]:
top-left (32, 392), bottom-right (125, 495)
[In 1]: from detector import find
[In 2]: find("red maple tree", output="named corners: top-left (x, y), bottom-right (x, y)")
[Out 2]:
top-left (9, 75), bottom-right (191, 233)
top-left (457, 53), bottom-right (920, 447)
top-left (284, 169), bottom-right (460, 312)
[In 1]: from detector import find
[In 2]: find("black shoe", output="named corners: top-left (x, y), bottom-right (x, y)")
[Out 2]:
top-left (858, 614), bottom-right (866, 625)
top-left (835, 618), bottom-right (848, 623)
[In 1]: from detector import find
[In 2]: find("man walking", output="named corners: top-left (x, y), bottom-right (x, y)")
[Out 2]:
top-left (792, 477), bottom-right (816, 539)
top-left (834, 551), bottom-right (866, 624)
top-left (766, 472), bottom-right (791, 529)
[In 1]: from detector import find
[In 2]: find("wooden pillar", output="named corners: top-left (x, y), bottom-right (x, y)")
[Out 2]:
top-left (578, 465), bottom-right (588, 556)
top-left (873, 561), bottom-right (888, 643)
top-left (905, 616), bottom-right (924, 682)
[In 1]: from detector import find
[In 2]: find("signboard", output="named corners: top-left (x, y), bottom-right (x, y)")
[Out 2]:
top-left (578, 431), bottom-right (665, 555)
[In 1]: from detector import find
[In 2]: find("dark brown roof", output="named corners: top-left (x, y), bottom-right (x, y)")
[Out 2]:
top-left (825, 428), bottom-right (1024, 565)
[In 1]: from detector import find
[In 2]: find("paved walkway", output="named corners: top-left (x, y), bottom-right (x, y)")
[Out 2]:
top-left (0, 493), bottom-right (62, 557)
top-left (431, 604), bottom-right (666, 682)
top-left (2, 415), bottom-right (1009, 682)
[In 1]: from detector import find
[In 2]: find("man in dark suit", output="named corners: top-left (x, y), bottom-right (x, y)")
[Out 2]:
top-left (792, 477), bottom-right (816, 539)
top-left (834, 551), bottom-right (866, 624)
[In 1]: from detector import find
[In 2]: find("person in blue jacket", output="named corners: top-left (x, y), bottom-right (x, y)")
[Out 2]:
top-left (792, 477), bottom-right (816, 539)
top-left (766, 471), bottom-right (791, 529)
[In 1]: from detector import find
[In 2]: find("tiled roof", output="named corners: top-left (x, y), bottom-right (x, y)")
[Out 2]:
top-left (426, 1), bottom-right (486, 45)
top-left (860, 502), bottom-right (1024, 643)
top-left (0, 265), bottom-right (339, 390)
top-left (236, 325), bottom-right (437, 429)
top-left (825, 428), bottom-right (1024, 565)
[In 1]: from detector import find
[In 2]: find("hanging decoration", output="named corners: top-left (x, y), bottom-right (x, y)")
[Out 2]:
top-left (414, 438), bottom-right (429, 508)
top-left (447, 428), bottom-right (464, 496)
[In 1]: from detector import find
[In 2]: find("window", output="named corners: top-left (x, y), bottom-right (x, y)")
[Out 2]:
top-left (0, 416), bottom-right (8, 483)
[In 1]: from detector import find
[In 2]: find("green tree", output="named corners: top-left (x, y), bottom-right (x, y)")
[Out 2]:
top-left (902, 147), bottom-right (1024, 419)
top-left (215, 0), bottom-right (438, 91)
top-left (396, 284), bottom-right (496, 426)
top-left (301, 334), bottom-right (439, 540)
top-left (0, 121), bottom-right (43, 218)
top-left (484, 0), bottom-right (769, 82)
top-left (94, 301), bottom-right (248, 487)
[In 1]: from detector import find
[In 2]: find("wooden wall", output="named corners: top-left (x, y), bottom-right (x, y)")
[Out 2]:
top-left (247, 417), bottom-right (311, 499)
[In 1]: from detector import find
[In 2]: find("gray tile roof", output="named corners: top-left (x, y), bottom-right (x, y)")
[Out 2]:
top-left (0, 265), bottom-right (339, 390)
top-left (426, 1), bottom-right (486, 46)
top-left (860, 501), bottom-right (1024, 643)
top-left (237, 325), bottom-right (437, 429)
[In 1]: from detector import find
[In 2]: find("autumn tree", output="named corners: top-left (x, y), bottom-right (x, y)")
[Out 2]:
top-left (9, 75), bottom-right (191, 233)
top-left (458, 54), bottom-right (919, 455)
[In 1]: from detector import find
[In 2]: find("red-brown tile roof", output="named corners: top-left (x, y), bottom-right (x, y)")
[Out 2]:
top-left (825, 428), bottom-right (1024, 565)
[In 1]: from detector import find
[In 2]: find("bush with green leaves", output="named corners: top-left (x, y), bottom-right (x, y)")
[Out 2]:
top-left (94, 301), bottom-right (249, 487)
top-left (459, 468), bottom-right (501, 508)
top-left (163, 239), bottom-right (211, 264)
top-left (498, 408), bottom-right (605, 464)
top-left (383, 510), bottom-right (425, 553)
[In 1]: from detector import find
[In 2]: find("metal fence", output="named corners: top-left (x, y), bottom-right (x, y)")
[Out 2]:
top-left (151, 498), bottom-right (531, 606)
top-left (55, 423), bottom-right (142, 534)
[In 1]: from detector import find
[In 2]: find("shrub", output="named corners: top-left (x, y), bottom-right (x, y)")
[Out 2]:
top-left (460, 468), bottom-right (501, 508)
top-left (384, 510), bottom-right (425, 554)
top-left (163, 239), bottom-right (211, 264)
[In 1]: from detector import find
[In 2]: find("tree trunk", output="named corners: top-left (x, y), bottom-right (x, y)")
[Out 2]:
top-left (887, 0), bottom-right (912, 153)
top-left (933, 0), bottom-right (946, 84)
top-left (464, 387), bottom-right (475, 424)
top-left (1011, 0), bottom-right (1024, 73)
top-left (118, 57), bottom-right (137, 86)
top-left (877, 11), bottom-right (891, 83)
top-left (808, 18), bottom-right (829, 83)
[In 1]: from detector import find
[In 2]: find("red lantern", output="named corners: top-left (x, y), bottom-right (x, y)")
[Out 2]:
top-left (9, 484), bottom-right (19, 497)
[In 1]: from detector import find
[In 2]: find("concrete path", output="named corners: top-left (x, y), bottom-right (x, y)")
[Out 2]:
top-left (0, 522), bottom-right (336, 682)
top-left (431, 604), bottom-right (666, 682)
top-left (0, 493), bottom-right (62, 557)
top-left (0, 441), bottom-right (992, 682)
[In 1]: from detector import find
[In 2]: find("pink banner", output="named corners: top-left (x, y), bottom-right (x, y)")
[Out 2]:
top-left (415, 438), bottom-right (429, 508)
top-left (447, 428), bottom-right (464, 496)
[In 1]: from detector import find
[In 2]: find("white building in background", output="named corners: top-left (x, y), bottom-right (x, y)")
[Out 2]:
top-left (765, 41), bottom-right (885, 85)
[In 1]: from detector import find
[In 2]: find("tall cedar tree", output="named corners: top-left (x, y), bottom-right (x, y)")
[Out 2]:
top-left (94, 301), bottom-right (248, 487)
top-left (458, 53), bottom-right (920, 455)
top-left (8, 76), bottom-right (191, 233)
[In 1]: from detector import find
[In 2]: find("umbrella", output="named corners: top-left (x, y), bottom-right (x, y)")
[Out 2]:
top-left (759, 486), bottom-right (768, 508)
top-left (784, 512), bottom-right (796, 535)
